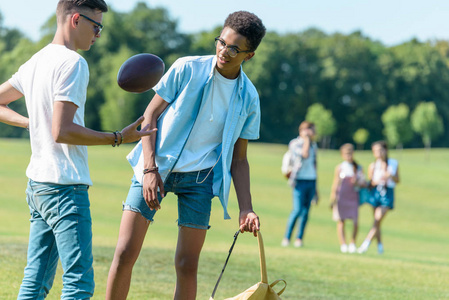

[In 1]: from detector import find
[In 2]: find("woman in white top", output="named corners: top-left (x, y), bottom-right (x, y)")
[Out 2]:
top-left (358, 141), bottom-right (400, 254)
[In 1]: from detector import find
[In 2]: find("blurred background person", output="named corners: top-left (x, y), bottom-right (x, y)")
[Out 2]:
top-left (281, 121), bottom-right (318, 248)
top-left (358, 140), bottom-right (400, 254)
top-left (330, 143), bottom-right (366, 253)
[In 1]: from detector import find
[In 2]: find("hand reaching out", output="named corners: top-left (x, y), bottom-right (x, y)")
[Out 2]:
top-left (121, 116), bottom-right (157, 144)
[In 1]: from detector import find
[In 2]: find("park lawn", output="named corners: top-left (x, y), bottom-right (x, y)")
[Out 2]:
top-left (0, 138), bottom-right (448, 299)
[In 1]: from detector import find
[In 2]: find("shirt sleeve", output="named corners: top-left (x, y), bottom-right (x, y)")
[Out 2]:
top-left (54, 58), bottom-right (89, 108)
top-left (153, 58), bottom-right (186, 104)
top-left (9, 68), bottom-right (24, 94)
top-left (239, 96), bottom-right (261, 140)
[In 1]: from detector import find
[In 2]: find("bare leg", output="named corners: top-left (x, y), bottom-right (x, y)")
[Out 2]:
top-left (173, 226), bottom-right (207, 300)
top-left (106, 211), bottom-right (150, 300)
top-left (337, 220), bottom-right (346, 245)
top-left (351, 220), bottom-right (358, 245)
top-left (365, 206), bottom-right (389, 244)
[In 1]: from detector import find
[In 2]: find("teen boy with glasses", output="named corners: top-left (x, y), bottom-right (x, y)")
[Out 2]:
top-left (0, 0), bottom-right (155, 298)
top-left (106, 10), bottom-right (266, 300)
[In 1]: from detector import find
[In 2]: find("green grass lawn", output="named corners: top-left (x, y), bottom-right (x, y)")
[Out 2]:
top-left (1, 138), bottom-right (448, 299)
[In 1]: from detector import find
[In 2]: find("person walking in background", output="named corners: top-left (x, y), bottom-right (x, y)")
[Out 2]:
top-left (281, 121), bottom-right (318, 248)
top-left (330, 143), bottom-right (367, 253)
top-left (106, 11), bottom-right (266, 300)
top-left (358, 140), bottom-right (400, 254)
top-left (0, 0), bottom-right (156, 298)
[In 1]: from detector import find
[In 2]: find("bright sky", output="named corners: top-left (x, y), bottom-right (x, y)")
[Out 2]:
top-left (1, 0), bottom-right (449, 46)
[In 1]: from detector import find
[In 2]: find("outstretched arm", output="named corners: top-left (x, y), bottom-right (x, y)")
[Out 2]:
top-left (0, 82), bottom-right (28, 129)
top-left (52, 101), bottom-right (156, 146)
top-left (231, 138), bottom-right (259, 236)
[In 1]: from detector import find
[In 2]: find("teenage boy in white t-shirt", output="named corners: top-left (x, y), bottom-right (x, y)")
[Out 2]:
top-left (106, 11), bottom-right (266, 300)
top-left (0, 1), bottom-right (155, 298)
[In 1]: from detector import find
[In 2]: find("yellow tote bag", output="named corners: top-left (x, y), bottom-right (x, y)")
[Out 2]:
top-left (210, 231), bottom-right (287, 300)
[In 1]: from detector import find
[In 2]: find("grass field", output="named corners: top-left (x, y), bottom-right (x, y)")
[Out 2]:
top-left (1, 138), bottom-right (448, 299)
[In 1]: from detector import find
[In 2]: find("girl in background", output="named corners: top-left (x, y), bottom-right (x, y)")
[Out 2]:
top-left (330, 144), bottom-right (366, 253)
top-left (358, 140), bottom-right (400, 254)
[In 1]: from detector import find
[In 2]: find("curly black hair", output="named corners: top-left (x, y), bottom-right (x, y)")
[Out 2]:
top-left (223, 11), bottom-right (266, 52)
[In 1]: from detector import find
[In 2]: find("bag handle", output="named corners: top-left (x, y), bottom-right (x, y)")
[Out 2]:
top-left (209, 230), bottom-right (240, 300)
top-left (257, 231), bottom-right (268, 283)
top-left (210, 230), bottom-right (281, 299)
top-left (270, 279), bottom-right (287, 296)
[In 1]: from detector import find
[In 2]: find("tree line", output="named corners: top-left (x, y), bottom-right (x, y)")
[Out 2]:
top-left (0, 2), bottom-right (447, 149)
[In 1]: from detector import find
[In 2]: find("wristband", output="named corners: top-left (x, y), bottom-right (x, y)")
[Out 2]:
top-left (117, 131), bottom-right (123, 145)
top-left (143, 167), bottom-right (159, 174)
top-left (112, 131), bottom-right (118, 147)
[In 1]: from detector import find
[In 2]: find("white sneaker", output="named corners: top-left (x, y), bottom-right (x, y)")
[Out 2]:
top-left (281, 238), bottom-right (289, 247)
top-left (294, 239), bottom-right (303, 248)
top-left (348, 243), bottom-right (356, 253)
top-left (340, 244), bottom-right (348, 253)
top-left (377, 243), bottom-right (384, 254)
top-left (357, 241), bottom-right (370, 254)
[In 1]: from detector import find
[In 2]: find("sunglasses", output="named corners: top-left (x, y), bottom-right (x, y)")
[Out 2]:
top-left (79, 14), bottom-right (104, 35)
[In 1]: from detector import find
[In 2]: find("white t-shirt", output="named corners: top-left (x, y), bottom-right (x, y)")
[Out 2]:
top-left (372, 158), bottom-right (398, 188)
top-left (173, 68), bottom-right (237, 172)
top-left (9, 44), bottom-right (92, 185)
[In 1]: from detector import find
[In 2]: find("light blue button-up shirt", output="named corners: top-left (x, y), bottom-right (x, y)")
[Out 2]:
top-left (127, 55), bottom-right (261, 219)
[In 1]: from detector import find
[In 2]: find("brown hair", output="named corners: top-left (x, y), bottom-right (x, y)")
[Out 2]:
top-left (372, 140), bottom-right (389, 165)
top-left (340, 143), bottom-right (354, 152)
top-left (299, 121), bottom-right (315, 131)
top-left (57, 0), bottom-right (108, 20)
top-left (340, 143), bottom-right (358, 173)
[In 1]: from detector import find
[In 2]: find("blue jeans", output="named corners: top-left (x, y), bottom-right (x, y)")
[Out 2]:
top-left (123, 168), bottom-right (214, 230)
top-left (18, 180), bottom-right (94, 300)
top-left (284, 179), bottom-right (316, 240)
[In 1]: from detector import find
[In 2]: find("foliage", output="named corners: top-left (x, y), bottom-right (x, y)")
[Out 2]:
top-left (411, 101), bottom-right (444, 149)
top-left (305, 103), bottom-right (336, 148)
top-left (353, 128), bottom-right (369, 149)
top-left (381, 103), bottom-right (414, 148)
top-left (2, 5), bottom-right (449, 148)
top-left (81, 4), bottom-right (190, 130)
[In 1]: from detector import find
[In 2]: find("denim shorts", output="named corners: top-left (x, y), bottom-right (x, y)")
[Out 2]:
top-left (370, 186), bottom-right (395, 209)
top-left (123, 168), bottom-right (214, 230)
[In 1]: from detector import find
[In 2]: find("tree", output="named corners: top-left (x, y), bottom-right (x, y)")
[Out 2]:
top-left (353, 128), bottom-right (369, 150)
top-left (305, 103), bottom-right (336, 148)
top-left (411, 102), bottom-right (444, 151)
top-left (381, 103), bottom-right (414, 149)
top-left (0, 24), bottom-right (36, 138)
top-left (82, 4), bottom-right (189, 131)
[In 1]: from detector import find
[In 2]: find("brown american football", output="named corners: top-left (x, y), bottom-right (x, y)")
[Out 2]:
top-left (117, 53), bottom-right (165, 93)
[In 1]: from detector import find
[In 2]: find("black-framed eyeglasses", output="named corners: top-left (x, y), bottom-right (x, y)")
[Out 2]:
top-left (214, 36), bottom-right (252, 58)
top-left (79, 14), bottom-right (104, 35)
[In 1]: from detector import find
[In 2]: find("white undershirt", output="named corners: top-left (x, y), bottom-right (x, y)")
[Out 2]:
top-left (173, 68), bottom-right (237, 172)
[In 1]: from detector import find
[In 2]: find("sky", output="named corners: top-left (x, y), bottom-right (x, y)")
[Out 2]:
top-left (1, 0), bottom-right (449, 46)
